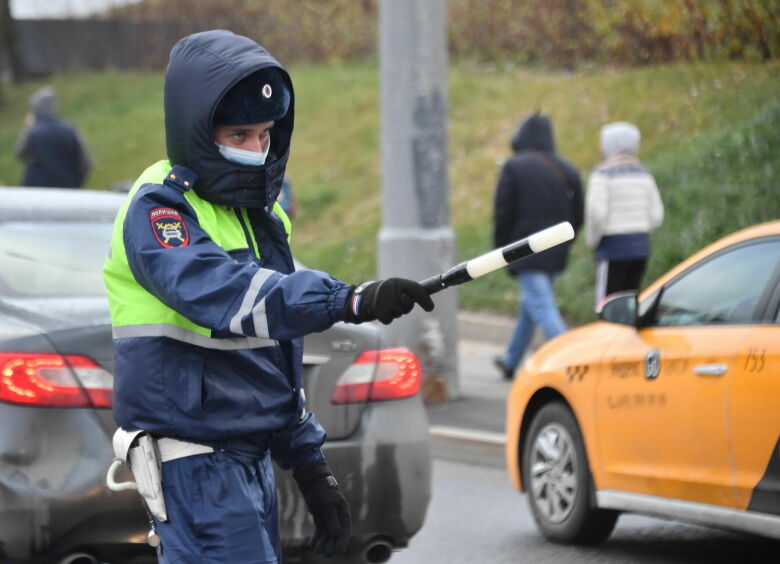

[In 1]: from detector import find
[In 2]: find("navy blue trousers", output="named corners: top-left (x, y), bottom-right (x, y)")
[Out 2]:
top-left (153, 450), bottom-right (281, 563)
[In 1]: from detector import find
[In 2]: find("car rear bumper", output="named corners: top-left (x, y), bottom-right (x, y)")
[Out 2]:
top-left (0, 404), bottom-right (153, 562)
top-left (277, 395), bottom-right (432, 559)
top-left (0, 396), bottom-right (431, 562)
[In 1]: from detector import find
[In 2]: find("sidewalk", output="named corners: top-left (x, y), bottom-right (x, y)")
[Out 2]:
top-left (426, 312), bottom-right (514, 467)
top-left (424, 311), bottom-right (541, 468)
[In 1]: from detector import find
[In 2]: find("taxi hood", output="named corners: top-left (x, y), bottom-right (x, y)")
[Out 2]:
top-left (164, 30), bottom-right (294, 208)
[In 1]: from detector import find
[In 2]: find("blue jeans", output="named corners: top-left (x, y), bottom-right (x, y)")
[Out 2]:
top-left (502, 271), bottom-right (567, 369)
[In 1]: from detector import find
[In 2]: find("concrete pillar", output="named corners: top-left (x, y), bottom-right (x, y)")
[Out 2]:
top-left (378, 0), bottom-right (458, 401)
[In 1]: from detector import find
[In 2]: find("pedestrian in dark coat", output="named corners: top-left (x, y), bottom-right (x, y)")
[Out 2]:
top-left (14, 86), bottom-right (92, 188)
top-left (493, 112), bottom-right (583, 379)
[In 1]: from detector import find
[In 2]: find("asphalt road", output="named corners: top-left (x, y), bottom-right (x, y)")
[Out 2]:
top-left (390, 458), bottom-right (779, 564)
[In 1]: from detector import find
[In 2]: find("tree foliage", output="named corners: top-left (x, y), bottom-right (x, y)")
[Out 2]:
top-left (0, 0), bottom-right (25, 86)
top-left (448, 0), bottom-right (780, 66)
top-left (107, 0), bottom-right (779, 67)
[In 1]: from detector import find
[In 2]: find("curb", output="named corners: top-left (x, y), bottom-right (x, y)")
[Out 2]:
top-left (457, 311), bottom-right (515, 345)
top-left (429, 425), bottom-right (506, 469)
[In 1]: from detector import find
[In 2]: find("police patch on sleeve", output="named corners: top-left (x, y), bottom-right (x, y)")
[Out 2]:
top-left (149, 208), bottom-right (190, 248)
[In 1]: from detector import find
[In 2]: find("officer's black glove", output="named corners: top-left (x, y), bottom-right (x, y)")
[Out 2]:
top-left (345, 278), bottom-right (435, 325)
top-left (293, 461), bottom-right (352, 558)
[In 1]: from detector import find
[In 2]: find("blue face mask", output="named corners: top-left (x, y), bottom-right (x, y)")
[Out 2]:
top-left (216, 139), bottom-right (271, 166)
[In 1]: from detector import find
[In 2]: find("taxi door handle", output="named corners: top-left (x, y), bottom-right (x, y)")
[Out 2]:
top-left (694, 363), bottom-right (728, 376)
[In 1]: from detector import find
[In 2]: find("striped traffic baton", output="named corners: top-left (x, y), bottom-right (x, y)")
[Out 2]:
top-left (419, 222), bottom-right (575, 295)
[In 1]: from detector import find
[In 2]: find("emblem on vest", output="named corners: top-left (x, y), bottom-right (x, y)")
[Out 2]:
top-left (150, 208), bottom-right (190, 248)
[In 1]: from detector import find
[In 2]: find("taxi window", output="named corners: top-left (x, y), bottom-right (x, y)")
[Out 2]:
top-left (652, 239), bottom-right (780, 327)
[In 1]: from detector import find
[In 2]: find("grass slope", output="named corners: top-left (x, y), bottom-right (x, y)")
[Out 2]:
top-left (1, 61), bottom-right (778, 324)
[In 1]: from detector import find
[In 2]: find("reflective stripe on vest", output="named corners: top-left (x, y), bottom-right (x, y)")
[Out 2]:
top-left (112, 324), bottom-right (275, 350)
top-left (103, 160), bottom-right (291, 347)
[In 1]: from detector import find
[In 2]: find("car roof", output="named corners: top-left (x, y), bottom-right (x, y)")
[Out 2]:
top-left (642, 220), bottom-right (780, 298)
top-left (0, 187), bottom-right (126, 223)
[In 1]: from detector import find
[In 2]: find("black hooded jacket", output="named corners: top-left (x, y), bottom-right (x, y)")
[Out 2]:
top-left (165, 30), bottom-right (293, 208)
top-left (493, 114), bottom-right (584, 274)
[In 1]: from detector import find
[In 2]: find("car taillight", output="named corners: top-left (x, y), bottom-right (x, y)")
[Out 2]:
top-left (0, 353), bottom-right (113, 408)
top-left (331, 347), bottom-right (421, 404)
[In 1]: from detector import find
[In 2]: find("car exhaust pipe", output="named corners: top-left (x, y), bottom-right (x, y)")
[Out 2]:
top-left (58, 553), bottom-right (98, 564)
top-left (363, 539), bottom-right (393, 563)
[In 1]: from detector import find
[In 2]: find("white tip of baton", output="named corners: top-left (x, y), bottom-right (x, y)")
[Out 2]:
top-left (466, 248), bottom-right (507, 279)
top-left (528, 222), bottom-right (575, 253)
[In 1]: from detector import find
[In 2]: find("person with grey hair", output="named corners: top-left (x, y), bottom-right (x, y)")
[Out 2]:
top-left (585, 121), bottom-right (664, 311)
top-left (14, 86), bottom-right (92, 188)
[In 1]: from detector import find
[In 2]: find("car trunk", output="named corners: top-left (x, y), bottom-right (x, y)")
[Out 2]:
top-left (302, 321), bottom-right (389, 440)
top-left (1, 297), bottom-right (389, 441)
top-left (0, 301), bottom-right (140, 558)
top-left (0, 297), bottom-right (118, 436)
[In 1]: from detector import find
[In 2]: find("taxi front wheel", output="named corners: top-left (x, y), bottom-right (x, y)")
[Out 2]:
top-left (522, 402), bottom-right (618, 544)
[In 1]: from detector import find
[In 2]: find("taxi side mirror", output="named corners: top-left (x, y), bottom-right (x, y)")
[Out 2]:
top-left (598, 292), bottom-right (638, 326)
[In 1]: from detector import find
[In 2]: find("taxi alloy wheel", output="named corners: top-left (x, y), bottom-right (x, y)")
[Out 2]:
top-left (522, 402), bottom-right (618, 544)
top-left (528, 422), bottom-right (578, 524)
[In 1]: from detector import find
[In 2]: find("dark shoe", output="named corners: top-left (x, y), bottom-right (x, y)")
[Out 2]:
top-left (494, 356), bottom-right (515, 380)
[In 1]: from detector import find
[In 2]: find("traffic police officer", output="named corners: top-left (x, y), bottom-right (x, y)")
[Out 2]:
top-left (103, 30), bottom-right (434, 563)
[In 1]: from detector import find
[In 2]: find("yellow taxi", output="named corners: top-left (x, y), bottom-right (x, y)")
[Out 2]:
top-left (506, 220), bottom-right (780, 543)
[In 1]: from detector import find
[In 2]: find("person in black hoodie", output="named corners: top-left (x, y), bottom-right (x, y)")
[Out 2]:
top-left (492, 113), bottom-right (583, 380)
top-left (14, 86), bottom-right (92, 188)
top-left (104, 30), bottom-right (433, 563)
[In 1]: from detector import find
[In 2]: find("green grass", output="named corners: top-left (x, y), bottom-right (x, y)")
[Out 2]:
top-left (558, 98), bottom-right (780, 324)
top-left (1, 61), bottom-right (778, 324)
top-left (0, 71), bottom-right (166, 191)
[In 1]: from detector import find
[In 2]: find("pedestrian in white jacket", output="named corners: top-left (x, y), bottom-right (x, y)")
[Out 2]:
top-left (585, 121), bottom-right (664, 311)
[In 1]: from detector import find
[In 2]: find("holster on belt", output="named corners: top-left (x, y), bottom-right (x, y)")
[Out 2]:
top-left (106, 430), bottom-right (216, 523)
top-left (106, 429), bottom-right (168, 522)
